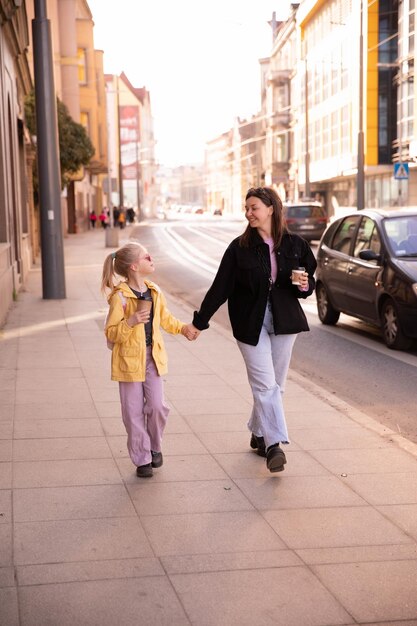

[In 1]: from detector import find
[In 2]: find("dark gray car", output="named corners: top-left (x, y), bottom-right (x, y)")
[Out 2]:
top-left (283, 201), bottom-right (328, 242)
top-left (315, 208), bottom-right (417, 350)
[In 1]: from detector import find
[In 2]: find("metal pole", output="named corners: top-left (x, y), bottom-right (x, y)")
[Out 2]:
top-left (32, 0), bottom-right (66, 298)
top-left (357, 0), bottom-right (365, 210)
top-left (305, 45), bottom-right (311, 199)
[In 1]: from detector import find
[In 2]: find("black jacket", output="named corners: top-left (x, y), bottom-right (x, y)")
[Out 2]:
top-left (193, 230), bottom-right (317, 345)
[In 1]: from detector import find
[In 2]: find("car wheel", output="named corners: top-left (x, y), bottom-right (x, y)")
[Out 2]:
top-left (316, 283), bottom-right (340, 325)
top-left (380, 299), bottom-right (412, 350)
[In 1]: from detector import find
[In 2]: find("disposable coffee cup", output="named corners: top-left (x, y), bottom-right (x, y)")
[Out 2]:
top-left (136, 299), bottom-right (152, 317)
top-left (291, 267), bottom-right (305, 285)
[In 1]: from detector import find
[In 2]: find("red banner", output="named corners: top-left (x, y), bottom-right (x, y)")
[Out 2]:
top-left (119, 106), bottom-right (140, 180)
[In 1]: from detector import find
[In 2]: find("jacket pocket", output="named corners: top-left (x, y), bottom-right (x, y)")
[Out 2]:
top-left (119, 346), bottom-right (140, 373)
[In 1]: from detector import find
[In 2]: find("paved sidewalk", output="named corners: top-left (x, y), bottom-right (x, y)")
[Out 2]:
top-left (1, 226), bottom-right (417, 626)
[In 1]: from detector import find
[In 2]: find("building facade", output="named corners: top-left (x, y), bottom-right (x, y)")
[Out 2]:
top-left (0, 0), bottom-right (32, 326)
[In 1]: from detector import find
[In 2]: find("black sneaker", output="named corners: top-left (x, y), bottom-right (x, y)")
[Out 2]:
top-left (266, 444), bottom-right (286, 473)
top-left (136, 463), bottom-right (153, 478)
top-left (250, 434), bottom-right (267, 458)
top-left (151, 451), bottom-right (163, 468)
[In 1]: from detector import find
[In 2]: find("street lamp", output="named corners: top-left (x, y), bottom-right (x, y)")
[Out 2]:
top-left (357, 0), bottom-right (365, 210)
top-left (32, 0), bottom-right (66, 298)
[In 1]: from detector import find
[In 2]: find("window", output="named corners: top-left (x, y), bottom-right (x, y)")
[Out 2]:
top-left (332, 216), bottom-right (360, 254)
top-left (353, 217), bottom-right (381, 258)
top-left (77, 48), bottom-right (87, 85)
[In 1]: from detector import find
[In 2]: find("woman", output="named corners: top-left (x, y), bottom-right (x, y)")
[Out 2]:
top-left (191, 187), bottom-right (317, 473)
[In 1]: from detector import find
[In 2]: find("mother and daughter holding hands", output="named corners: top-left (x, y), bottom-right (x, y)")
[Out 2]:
top-left (102, 187), bottom-right (316, 478)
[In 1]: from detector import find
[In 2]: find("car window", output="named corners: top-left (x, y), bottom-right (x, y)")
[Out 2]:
top-left (383, 215), bottom-right (417, 256)
top-left (286, 205), bottom-right (325, 218)
top-left (331, 216), bottom-right (360, 254)
top-left (353, 217), bottom-right (381, 258)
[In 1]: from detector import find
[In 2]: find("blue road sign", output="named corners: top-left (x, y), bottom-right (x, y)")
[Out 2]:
top-left (394, 162), bottom-right (409, 180)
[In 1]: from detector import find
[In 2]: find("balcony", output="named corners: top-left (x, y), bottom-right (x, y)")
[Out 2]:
top-left (268, 69), bottom-right (291, 85)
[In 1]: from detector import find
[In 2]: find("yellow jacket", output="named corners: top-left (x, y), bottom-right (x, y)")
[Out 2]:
top-left (105, 281), bottom-right (185, 382)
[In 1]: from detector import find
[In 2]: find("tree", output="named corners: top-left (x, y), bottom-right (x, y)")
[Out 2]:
top-left (24, 90), bottom-right (95, 189)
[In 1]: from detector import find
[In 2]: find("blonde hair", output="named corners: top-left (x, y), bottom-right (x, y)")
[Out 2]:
top-left (101, 241), bottom-right (146, 293)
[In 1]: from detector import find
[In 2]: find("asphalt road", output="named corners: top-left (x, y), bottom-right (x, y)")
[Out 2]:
top-left (132, 217), bottom-right (417, 444)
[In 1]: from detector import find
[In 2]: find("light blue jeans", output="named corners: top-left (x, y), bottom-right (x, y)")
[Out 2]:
top-left (237, 303), bottom-right (296, 449)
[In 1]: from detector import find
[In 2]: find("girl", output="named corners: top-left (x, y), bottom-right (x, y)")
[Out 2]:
top-left (101, 241), bottom-right (195, 477)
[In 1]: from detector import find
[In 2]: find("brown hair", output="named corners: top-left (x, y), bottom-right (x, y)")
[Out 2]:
top-left (101, 241), bottom-right (145, 293)
top-left (240, 187), bottom-right (287, 249)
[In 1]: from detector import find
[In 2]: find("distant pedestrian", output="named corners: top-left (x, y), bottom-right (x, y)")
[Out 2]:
top-left (89, 210), bottom-right (97, 229)
top-left (127, 207), bottom-right (135, 223)
top-left (101, 241), bottom-right (196, 478)
top-left (118, 209), bottom-right (126, 229)
top-left (99, 209), bottom-right (109, 229)
top-left (189, 187), bottom-right (317, 473)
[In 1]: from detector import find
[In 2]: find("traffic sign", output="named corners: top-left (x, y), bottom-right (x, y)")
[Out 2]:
top-left (394, 162), bottom-right (409, 180)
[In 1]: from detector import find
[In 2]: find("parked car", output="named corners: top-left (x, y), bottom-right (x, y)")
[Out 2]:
top-left (315, 208), bottom-right (417, 350)
top-left (283, 201), bottom-right (328, 241)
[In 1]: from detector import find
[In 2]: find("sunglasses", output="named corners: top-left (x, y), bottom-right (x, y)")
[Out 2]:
top-left (140, 254), bottom-right (152, 262)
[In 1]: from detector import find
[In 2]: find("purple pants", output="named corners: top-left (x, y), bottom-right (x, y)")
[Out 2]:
top-left (119, 346), bottom-right (169, 467)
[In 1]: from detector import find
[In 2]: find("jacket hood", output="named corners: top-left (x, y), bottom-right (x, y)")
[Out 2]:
top-left (107, 280), bottom-right (160, 303)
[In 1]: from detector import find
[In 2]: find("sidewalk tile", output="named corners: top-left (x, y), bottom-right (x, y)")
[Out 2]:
top-left (0, 490), bottom-right (11, 524)
top-left (345, 472), bottom-right (417, 504)
top-left (184, 414), bottom-right (248, 433)
top-left (13, 485), bottom-right (136, 522)
top-left (0, 440), bottom-right (12, 462)
top-left (235, 475), bottom-right (366, 509)
top-left (312, 560), bottom-right (417, 622)
top-left (16, 557), bottom-right (163, 586)
top-left (13, 437), bottom-right (111, 461)
top-left (14, 517), bottom-right (152, 564)
top-left (19, 577), bottom-right (188, 626)
top-left (0, 566), bottom-right (15, 587)
top-left (0, 588), bottom-right (18, 626)
top-left (14, 402), bottom-right (97, 420)
top-left (170, 395), bottom-right (250, 415)
top-left (0, 463), bottom-right (11, 488)
top-left (291, 426), bottom-right (393, 450)
top-left (263, 506), bottom-right (412, 549)
top-left (310, 447), bottom-right (417, 474)
top-left (377, 504), bottom-right (417, 541)
top-left (128, 480), bottom-right (253, 515)
top-left (0, 525), bottom-right (12, 565)
top-left (13, 418), bottom-right (102, 439)
top-left (13, 458), bottom-right (122, 488)
top-left (161, 549), bottom-right (302, 575)
top-left (141, 511), bottom-right (286, 556)
top-left (296, 543), bottom-right (417, 565)
top-left (170, 567), bottom-right (351, 625)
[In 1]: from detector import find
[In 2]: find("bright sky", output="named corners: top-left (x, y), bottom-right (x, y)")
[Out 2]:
top-left (87, 0), bottom-right (292, 167)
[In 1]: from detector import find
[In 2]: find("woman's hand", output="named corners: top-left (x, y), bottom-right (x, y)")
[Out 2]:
top-left (297, 271), bottom-right (309, 291)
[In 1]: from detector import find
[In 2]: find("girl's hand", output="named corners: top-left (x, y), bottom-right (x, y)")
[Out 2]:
top-left (127, 310), bottom-right (151, 326)
top-left (181, 323), bottom-right (200, 340)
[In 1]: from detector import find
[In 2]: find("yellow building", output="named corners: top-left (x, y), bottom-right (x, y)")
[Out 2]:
top-left (25, 0), bottom-right (108, 233)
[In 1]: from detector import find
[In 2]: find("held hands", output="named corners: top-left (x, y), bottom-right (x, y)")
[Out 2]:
top-left (181, 323), bottom-right (200, 341)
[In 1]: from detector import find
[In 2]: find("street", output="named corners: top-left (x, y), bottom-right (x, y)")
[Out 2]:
top-left (132, 216), bottom-right (417, 444)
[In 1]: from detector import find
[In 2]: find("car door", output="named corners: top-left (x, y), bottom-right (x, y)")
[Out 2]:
top-left (320, 215), bottom-right (360, 310)
top-left (344, 216), bottom-right (382, 321)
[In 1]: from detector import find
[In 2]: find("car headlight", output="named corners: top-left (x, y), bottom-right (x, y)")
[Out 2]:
top-left (412, 283), bottom-right (417, 297)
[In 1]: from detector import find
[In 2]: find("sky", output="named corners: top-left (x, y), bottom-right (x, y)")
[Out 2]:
top-left (87, 0), bottom-right (292, 167)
